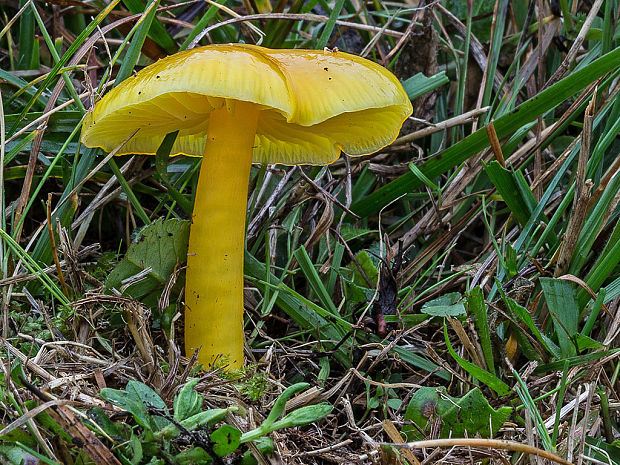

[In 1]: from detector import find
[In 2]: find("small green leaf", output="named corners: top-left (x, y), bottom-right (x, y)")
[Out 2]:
top-left (270, 403), bottom-right (333, 430)
top-left (211, 425), bottom-right (242, 456)
top-left (175, 447), bottom-right (213, 464)
top-left (126, 380), bottom-right (167, 411)
top-left (264, 383), bottom-right (309, 426)
top-left (173, 378), bottom-right (203, 422)
top-left (467, 287), bottom-right (495, 375)
top-left (574, 333), bottom-right (604, 351)
top-left (540, 277), bottom-right (579, 357)
top-left (175, 448), bottom-right (213, 464)
top-left (87, 407), bottom-right (123, 438)
top-left (129, 433), bottom-right (143, 465)
top-left (421, 293), bottom-right (466, 317)
top-left (402, 71), bottom-right (449, 100)
top-left (100, 387), bottom-right (152, 429)
top-left (350, 250), bottom-right (379, 288)
top-left (387, 398), bottom-right (402, 410)
top-left (156, 408), bottom-right (233, 440)
top-left (0, 444), bottom-right (28, 465)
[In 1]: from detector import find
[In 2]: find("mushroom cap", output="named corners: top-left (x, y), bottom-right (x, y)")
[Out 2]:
top-left (81, 44), bottom-right (412, 165)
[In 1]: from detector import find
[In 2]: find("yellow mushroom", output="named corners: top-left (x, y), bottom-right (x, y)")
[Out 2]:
top-left (81, 44), bottom-right (413, 370)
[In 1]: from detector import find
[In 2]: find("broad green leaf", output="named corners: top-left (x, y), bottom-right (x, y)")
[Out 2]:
top-left (100, 381), bottom-right (169, 431)
top-left (403, 386), bottom-right (512, 440)
top-left (100, 387), bottom-right (152, 429)
top-left (126, 380), bottom-right (167, 411)
top-left (105, 218), bottom-right (189, 298)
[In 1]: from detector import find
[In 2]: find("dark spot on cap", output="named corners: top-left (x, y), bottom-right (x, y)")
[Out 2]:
top-left (138, 91), bottom-right (142, 95)
top-left (324, 67), bottom-right (328, 71)
top-left (156, 75), bottom-right (160, 78)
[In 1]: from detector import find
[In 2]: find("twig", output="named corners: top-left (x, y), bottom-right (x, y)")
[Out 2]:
top-left (394, 106), bottom-right (490, 145)
top-left (384, 438), bottom-right (573, 465)
top-left (188, 13), bottom-right (406, 48)
top-left (295, 439), bottom-right (354, 457)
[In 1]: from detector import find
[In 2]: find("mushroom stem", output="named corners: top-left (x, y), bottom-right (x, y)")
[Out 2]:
top-left (185, 100), bottom-right (259, 369)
